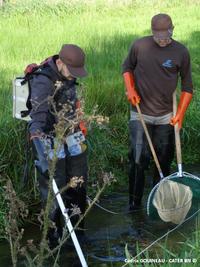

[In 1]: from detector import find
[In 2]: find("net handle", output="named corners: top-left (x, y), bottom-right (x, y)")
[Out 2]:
top-left (173, 91), bottom-right (183, 176)
top-left (136, 103), bottom-right (164, 179)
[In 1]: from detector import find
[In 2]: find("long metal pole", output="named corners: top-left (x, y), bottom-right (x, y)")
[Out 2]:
top-left (52, 179), bottom-right (88, 267)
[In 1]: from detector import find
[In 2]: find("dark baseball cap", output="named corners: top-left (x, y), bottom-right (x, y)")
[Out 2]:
top-left (151, 14), bottom-right (174, 38)
top-left (59, 44), bottom-right (88, 78)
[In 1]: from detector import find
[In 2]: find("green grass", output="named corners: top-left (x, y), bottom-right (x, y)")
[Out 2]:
top-left (0, 2), bottom-right (200, 265)
top-left (0, 0), bottom-right (200, 231)
top-left (149, 222), bottom-right (200, 267)
top-left (124, 213), bottom-right (200, 267)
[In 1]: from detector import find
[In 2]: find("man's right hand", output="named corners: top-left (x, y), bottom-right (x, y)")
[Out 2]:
top-left (30, 132), bottom-right (45, 141)
top-left (123, 72), bottom-right (140, 106)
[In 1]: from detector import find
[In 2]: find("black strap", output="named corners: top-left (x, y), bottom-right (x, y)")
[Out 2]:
top-left (20, 66), bottom-right (59, 117)
top-left (20, 64), bottom-right (77, 118)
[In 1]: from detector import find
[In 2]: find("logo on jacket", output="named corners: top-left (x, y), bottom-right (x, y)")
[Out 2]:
top-left (162, 59), bottom-right (173, 68)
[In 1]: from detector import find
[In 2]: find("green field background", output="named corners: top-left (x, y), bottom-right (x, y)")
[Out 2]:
top-left (0, 0), bottom-right (200, 231)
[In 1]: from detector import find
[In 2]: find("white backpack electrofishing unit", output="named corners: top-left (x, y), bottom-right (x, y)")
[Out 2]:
top-left (12, 58), bottom-right (53, 122)
top-left (13, 76), bottom-right (31, 121)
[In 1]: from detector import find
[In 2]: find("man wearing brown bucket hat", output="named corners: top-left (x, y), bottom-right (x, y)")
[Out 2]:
top-left (28, 44), bottom-right (88, 248)
top-left (122, 14), bottom-right (193, 211)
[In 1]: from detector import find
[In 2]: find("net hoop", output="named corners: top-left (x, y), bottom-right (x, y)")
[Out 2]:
top-left (147, 171), bottom-right (200, 216)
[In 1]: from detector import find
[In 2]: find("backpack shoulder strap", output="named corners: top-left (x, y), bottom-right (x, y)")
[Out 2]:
top-left (23, 65), bottom-right (59, 116)
top-left (31, 65), bottom-right (58, 83)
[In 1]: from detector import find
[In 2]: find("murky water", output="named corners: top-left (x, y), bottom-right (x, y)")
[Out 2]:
top-left (0, 165), bottom-right (200, 267)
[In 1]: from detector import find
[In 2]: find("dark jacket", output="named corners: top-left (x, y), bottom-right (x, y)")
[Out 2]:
top-left (29, 56), bottom-right (77, 135)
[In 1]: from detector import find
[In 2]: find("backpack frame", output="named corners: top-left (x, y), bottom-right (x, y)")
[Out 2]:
top-left (13, 58), bottom-right (57, 121)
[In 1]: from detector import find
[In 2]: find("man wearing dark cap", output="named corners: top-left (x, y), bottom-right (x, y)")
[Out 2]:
top-left (29, 44), bottom-right (88, 247)
top-left (122, 14), bottom-right (193, 210)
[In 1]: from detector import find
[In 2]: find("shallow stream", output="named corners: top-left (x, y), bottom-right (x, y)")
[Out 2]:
top-left (0, 165), bottom-right (200, 267)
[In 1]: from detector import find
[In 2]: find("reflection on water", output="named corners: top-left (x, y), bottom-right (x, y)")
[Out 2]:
top-left (0, 165), bottom-right (200, 267)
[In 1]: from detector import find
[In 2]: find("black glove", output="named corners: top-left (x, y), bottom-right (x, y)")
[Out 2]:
top-left (32, 137), bottom-right (49, 174)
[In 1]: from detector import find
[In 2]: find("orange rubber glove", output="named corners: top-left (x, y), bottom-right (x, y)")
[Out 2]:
top-left (79, 121), bottom-right (87, 136)
top-left (76, 100), bottom-right (87, 136)
top-left (123, 72), bottom-right (140, 106)
top-left (170, 91), bottom-right (192, 129)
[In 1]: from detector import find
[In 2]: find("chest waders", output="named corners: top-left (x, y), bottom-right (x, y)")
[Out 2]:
top-left (30, 66), bottom-right (88, 265)
top-left (32, 137), bottom-right (88, 267)
top-left (128, 105), bottom-right (174, 209)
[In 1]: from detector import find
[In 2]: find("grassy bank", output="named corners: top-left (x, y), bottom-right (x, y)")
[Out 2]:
top-left (125, 214), bottom-right (200, 267)
top-left (0, 0), bottom-right (200, 233)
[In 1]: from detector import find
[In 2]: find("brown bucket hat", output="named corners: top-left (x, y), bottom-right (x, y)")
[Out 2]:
top-left (151, 13), bottom-right (174, 39)
top-left (59, 44), bottom-right (88, 78)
